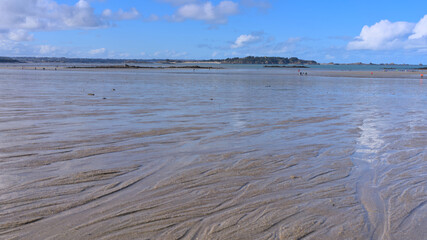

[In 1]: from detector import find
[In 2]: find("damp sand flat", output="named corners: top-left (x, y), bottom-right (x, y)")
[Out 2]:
top-left (0, 68), bottom-right (426, 239)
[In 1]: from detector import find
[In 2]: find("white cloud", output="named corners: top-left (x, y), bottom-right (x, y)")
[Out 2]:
top-left (0, 40), bottom-right (25, 55)
top-left (202, 33), bottom-right (306, 57)
top-left (0, 39), bottom-right (73, 56)
top-left (117, 8), bottom-right (140, 20)
top-left (0, 0), bottom-right (140, 42)
top-left (348, 20), bottom-right (414, 50)
top-left (2, 30), bottom-right (34, 41)
top-left (231, 34), bottom-right (261, 48)
top-left (102, 9), bottom-right (113, 17)
top-left (39, 45), bottom-right (58, 54)
top-left (103, 8), bottom-right (141, 20)
top-left (410, 15), bottom-right (427, 40)
top-left (89, 48), bottom-right (106, 55)
top-left (348, 15), bottom-right (427, 51)
top-left (171, 1), bottom-right (239, 24)
top-left (0, 0), bottom-right (105, 42)
top-left (63, 0), bottom-right (104, 28)
top-left (161, 0), bottom-right (268, 24)
top-left (0, 0), bottom-right (105, 30)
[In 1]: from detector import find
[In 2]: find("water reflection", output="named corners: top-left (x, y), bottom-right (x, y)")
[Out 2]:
top-left (355, 119), bottom-right (384, 163)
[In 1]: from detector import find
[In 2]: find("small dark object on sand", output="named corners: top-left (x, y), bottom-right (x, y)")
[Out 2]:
top-left (210, 98), bottom-right (214, 101)
top-left (112, 89), bottom-right (116, 91)
top-left (103, 97), bottom-right (107, 100)
top-left (88, 93), bottom-right (95, 96)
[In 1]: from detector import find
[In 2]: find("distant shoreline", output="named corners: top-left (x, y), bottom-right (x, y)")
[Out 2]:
top-left (0, 65), bottom-right (425, 79)
top-left (0, 56), bottom-right (424, 67)
top-left (67, 65), bottom-right (223, 70)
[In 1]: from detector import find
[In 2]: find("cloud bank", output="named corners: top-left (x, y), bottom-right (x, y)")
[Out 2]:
top-left (0, 0), bottom-right (139, 42)
top-left (0, 0), bottom-right (103, 31)
top-left (348, 15), bottom-right (427, 51)
top-left (102, 8), bottom-right (141, 20)
top-left (170, 1), bottom-right (239, 24)
top-left (160, 0), bottom-right (271, 24)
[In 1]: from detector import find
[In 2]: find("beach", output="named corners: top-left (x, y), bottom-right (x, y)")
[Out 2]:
top-left (1, 67), bottom-right (426, 239)
top-left (1, 64), bottom-right (426, 78)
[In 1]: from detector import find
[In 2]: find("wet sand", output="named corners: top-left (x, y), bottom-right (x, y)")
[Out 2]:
top-left (313, 70), bottom-right (426, 79)
top-left (0, 65), bottom-right (426, 79)
top-left (0, 68), bottom-right (426, 239)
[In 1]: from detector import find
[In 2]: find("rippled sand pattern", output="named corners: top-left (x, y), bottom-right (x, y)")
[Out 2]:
top-left (1, 69), bottom-right (426, 239)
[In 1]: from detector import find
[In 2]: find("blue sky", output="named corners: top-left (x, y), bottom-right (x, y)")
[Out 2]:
top-left (0, 0), bottom-right (426, 63)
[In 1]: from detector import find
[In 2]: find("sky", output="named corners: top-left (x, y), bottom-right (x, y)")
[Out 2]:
top-left (0, 0), bottom-right (426, 64)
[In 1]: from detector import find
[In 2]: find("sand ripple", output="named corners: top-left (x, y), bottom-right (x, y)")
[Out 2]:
top-left (0, 69), bottom-right (426, 239)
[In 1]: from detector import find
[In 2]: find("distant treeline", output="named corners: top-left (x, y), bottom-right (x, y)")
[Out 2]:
top-left (68, 65), bottom-right (223, 69)
top-left (220, 56), bottom-right (318, 65)
top-left (0, 56), bottom-right (318, 65)
top-left (0, 57), bottom-right (21, 63)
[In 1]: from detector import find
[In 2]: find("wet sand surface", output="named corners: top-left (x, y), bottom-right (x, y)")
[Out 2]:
top-left (312, 70), bottom-right (427, 79)
top-left (0, 68), bottom-right (426, 239)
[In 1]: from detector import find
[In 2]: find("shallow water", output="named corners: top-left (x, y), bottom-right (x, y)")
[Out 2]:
top-left (0, 68), bottom-right (426, 239)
